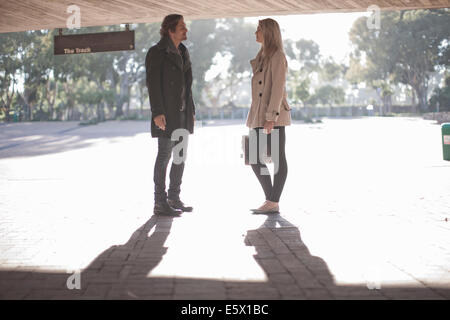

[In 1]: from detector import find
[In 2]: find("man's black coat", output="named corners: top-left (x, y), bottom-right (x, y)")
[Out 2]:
top-left (145, 36), bottom-right (195, 138)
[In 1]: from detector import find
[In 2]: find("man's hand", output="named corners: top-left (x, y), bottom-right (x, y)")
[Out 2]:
top-left (263, 120), bottom-right (275, 134)
top-left (154, 114), bottom-right (166, 131)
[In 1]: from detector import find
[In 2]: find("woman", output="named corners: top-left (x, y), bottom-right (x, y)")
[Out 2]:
top-left (246, 18), bottom-right (291, 214)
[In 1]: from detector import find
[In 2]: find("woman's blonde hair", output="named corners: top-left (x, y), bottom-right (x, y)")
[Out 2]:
top-left (257, 18), bottom-right (284, 66)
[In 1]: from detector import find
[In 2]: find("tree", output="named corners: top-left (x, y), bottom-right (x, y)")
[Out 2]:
top-left (0, 32), bottom-right (22, 121)
top-left (134, 22), bottom-right (160, 115)
top-left (20, 30), bottom-right (54, 121)
top-left (309, 85), bottom-right (345, 107)
top-left (285, 39), bottom-right (321, 107)
top-left (321, 58), bottom-right (345, 83)
top-left (349, 9), bottom-right (450, 112)
top-left (186, 19), bottom-right (224, 109)
top-left (288, 74), bottom-right (310, 106)
top-left (198, 18), bottom-right (259, 110)
top-left (219, 18), bottom-right (260, 106)
top-left (345, 53), bottom-right (366, 85)
top-left (429, 75), bottom-right (450, 112)
top-left (287, 39), bottom-right (321, 73)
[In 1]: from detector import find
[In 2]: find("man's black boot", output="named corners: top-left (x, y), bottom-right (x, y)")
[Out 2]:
top-left (167, 199), bottom-right (193, 212)
top-left (154, 201), bottom-right (182, 216)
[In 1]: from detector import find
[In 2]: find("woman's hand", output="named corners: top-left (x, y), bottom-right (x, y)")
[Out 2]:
top-left (263, 120), bottom-right (275, 134)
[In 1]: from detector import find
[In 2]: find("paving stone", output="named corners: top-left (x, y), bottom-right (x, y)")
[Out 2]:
top-left (277, 253), bottom-right (303, 272)
top-left (268, 273), bottom-right (296, 285)
top-left (275, 283), bottom-right (303, 296)
top-left (82, 284), bottom-right (111, 298)
top-left (140, 294), bottom-right (174, 300)
top-left (0, 290), bottom-right (30, 299)
top-left (254, 249), bottom-right (276, 259)
top-left (382, 288), bottom-right (446, 300)
top-left (255, 258), bottom-right (287, 274)
top-left (24, 289), bottom-right (77, 300)
top-left (280, 294), bottom-right (307, 300)
top-left (227, 291), bottom-right (280, 299)
top-left (304, 288), bottom-right (334, 300)
top-left (432, 288), bottom-right (450, 299)
top-left (175, 286), bottom-right (225, 295)
top-left (258, 229), bottom-right (291, 254)
top-left (291, 273), bottom-right (326, 289)
top-left (99, 265), bottom-right (126, 274)
top-left (174, 293), bottom-right (227, 300)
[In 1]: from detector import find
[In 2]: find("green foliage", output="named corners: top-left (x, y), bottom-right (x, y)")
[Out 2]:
top-left (320, 58), bottom-right (344, 82)
top-left (286, 39), bottom-right (321, 73)
top-left (2, 11), bottom-right (448, 123)
top-left (285, 38), bottom-right (322, 106)
top-left (187, 19), bottom-right (225, 106)
top-left (288, 72), bottom-right (310, 105)
top-left (429, 75), bottom-right (450, 111)
top-left (309, 85), bottom-right (345, 106)
top-left (345, 54), bottom-right (366, 85)
top-left (349, 9), bottom-right (450, 111)
top-left (0, 24), bottom-right (162, 122)
top-left (0, 32), bottom-right (24, 122)
top-left (219, 18), bottom-right (259, 75)
top-left (198, 18), bottom-right (260, 109)
top-left (2, 18), bottom-right (265, 122)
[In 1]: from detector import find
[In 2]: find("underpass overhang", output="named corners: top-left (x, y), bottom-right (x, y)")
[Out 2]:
top-left (1, 0), bottom-right (449, 34)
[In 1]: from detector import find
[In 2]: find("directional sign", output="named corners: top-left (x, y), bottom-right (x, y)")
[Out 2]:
top-left (54, 30), bottom-right (134, 55)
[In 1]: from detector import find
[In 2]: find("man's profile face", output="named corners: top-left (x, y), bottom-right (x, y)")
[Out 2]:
top-left (169, 18), bottom-right (188, 43)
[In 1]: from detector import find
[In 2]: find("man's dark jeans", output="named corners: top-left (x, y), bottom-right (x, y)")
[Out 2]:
top-left (154, 134), bottom-right (188, 204)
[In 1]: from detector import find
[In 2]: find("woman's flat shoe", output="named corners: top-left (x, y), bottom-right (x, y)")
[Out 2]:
top-left (251, 202), bottom-right (279, 214)
top-left (253, 206), bottom-right (279, 214)
top-left (251, 200), bottom-right (270, 212)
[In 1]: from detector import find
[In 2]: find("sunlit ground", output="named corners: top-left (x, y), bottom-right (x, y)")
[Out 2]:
top-left (0, 117), bottom-right (449, 298)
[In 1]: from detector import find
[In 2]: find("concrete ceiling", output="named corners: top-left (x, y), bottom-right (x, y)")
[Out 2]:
top-left (0, 0), bottom-right (449, 33)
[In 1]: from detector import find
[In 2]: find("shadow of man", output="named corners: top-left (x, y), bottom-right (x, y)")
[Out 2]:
top-left (244, 213), bottom-right (338, 299)
top-left (79, 215), bottom-right (175, 299)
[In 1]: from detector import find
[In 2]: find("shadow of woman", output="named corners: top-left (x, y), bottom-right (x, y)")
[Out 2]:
top-left (244, 213), bottom-right (338, 299)
top-left (79, 214), bottom-right (176, 299)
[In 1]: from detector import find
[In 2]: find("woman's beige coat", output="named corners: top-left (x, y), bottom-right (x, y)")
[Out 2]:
top-left (246, 49), bottom-right (291, 128)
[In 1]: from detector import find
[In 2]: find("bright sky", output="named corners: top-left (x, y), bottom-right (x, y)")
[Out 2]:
top-left (206, 11), bottom-right (370, 81)
top-left (245, 11), bottom-right (371, 64)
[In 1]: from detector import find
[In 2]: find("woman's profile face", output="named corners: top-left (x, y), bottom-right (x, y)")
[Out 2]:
top-left (255, 24), bottom-right (263, 43)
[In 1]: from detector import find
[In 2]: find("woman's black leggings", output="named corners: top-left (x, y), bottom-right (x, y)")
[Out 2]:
top-left (250, 126), bottom-right (287, 203)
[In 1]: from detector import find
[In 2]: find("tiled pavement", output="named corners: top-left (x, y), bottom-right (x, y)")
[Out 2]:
top-left (0, 117), bottom-right (449, 299)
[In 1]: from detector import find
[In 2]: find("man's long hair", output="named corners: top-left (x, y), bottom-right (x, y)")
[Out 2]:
top-left (160, 14), bottom-right (183, 38)
top-left (257, 18), bottom-right (285, 66)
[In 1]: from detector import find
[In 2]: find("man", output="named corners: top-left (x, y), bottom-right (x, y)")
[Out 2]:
top-left (145, 14), bottom-right (195, 216)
